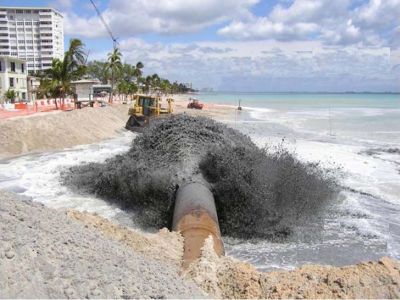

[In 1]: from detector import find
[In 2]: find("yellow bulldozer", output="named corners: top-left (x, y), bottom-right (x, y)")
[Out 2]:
top-left (125, 94), bottom-right (174, 131)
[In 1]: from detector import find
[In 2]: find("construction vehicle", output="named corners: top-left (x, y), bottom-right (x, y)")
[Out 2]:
top-left (125, 94), bottom-right (174, 131)
top-left (187, 98), bottom-right (204, 110)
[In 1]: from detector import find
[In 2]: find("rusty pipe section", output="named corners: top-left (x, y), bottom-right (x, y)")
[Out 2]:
top-left (172, 182), bottom-right (224, 268)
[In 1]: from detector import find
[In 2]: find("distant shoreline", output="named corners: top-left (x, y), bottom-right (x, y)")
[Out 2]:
top-left (198, 91), bottom-right (400, 95)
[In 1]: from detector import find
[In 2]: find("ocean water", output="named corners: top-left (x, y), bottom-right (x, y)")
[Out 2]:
top-left (0, 92), bottom-right (399, 270)
top-left (198, 92), bottom-right (400, 270)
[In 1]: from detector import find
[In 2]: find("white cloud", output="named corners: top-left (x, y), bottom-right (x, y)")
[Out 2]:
top-left (64, 0), bottom-right (257, 37)
top-left (354, 0), bottom-right (400, 29)
top-left (218, 19), bottom-right (319, 41)
top-left (269, 0), bottom-right (349, 23)
top-left (218, 0), bottom-right (400, 49)
top-left (90, 38), bottom-right (398, 92)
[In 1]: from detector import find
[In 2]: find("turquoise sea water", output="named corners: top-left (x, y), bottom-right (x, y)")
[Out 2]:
top-left (197, 92), bottom-right (399, 108)
top-left (197, 92), bottom-right (400, 144)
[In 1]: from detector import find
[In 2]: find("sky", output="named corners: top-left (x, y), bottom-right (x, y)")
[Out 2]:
top-left (3, 0), bottom-right (400, 92)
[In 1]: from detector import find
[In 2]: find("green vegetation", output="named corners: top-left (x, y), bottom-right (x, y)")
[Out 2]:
top-left (38, 39), bottom-right (195, 107)
top-left (38, 39), bottom-right (86, 109)
top-left (87, 54), bottom-right (195, 96)
top-left (4, 89), bottom-right (17, 103)
top-left (106, 48), bottom-right (123, 103)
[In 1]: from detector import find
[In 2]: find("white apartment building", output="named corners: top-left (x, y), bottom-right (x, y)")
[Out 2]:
top-left (0, 56), bottom-right (28, 102)
top-left (0, 6), bottom-right (64, 73)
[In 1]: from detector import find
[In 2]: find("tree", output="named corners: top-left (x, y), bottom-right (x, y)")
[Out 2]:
top-left (39, 38), bottom-right (86, 109)
top-left (133, 61), bottom-right (144, 84)
top-left (160, 79), bottom-right (171, 95)
top-left (87, 60), bottom-right (109, 84)
top-left (107, 48), bottom-right (122, 103)
top-left (4, 89), bottom-right (17, 103)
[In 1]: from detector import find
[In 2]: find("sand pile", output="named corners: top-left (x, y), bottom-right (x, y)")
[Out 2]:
top-left (63, 114), bottom-right (339, 239)
top-left (0, 105), bottom-right (128, 159)
top-left (0, 190), bottom-right (203, 298)
top-left (185, 237), bottom-right (400, 299)
top-left (67, 210), bottom-right (183, 268)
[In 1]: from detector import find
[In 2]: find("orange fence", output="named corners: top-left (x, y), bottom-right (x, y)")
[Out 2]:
top-left (0, 99), bottom-right (75, 119)
top-left (0, 97), bottom-right (122, 119)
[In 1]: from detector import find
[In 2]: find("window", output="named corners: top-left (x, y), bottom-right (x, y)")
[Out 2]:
top-left (22, 92), bottom-right (26, 100)
top-left (0, 61), bottom-right (2, 71)
top-left (17, 21), bottom-right (24, 25)
top-left (11, 61), bottom-right (15, 72)
top-left (21, 63), bottom-right (24, 73)
top-left (9, 77), bottom-right (14, 87)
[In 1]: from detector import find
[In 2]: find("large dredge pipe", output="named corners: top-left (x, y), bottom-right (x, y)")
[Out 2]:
top-left (172, 182), bottom-right (224, 268)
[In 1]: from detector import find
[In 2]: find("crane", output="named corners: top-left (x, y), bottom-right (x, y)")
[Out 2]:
top-left (89, 0), bottom-right (119, 103)
top-left (89, 0), bottom-right (118, 49)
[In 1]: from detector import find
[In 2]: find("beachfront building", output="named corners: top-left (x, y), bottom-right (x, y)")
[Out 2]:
top-left (0, 56), bottom-right (28, 102)
top-left (71, 79), bottom-right (112, 101)
top-left (0, 6), bottom-right (64, 73)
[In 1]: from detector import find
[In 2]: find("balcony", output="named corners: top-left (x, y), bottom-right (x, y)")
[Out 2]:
top-left (39, 15), bottom-right (52, 19)
top-left (39, 10), bottom-right (52, 15)
top-left (40, 40), bottom-right (53, 44)
top-left (39, 27), bottom-right (52, 32)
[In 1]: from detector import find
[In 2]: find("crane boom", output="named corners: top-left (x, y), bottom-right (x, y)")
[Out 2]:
top-left (89, 0), bottom-right (118, 48)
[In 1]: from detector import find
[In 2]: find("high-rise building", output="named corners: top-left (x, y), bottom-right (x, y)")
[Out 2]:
top-left (0, 6), bottom-right (64, 73)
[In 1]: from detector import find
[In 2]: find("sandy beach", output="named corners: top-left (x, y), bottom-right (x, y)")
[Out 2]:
top-left (1, 97), bottom-right (399, 298)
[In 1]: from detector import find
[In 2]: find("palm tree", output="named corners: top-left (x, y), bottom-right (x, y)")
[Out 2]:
top-left (133, 61), bottom-right (144, 84)
top-left (40, 38), bottom-right (86, 110)
top-left (107, 48), bottom-right (122, 103)
top-left (160, 79), bottom-right (171, 95)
